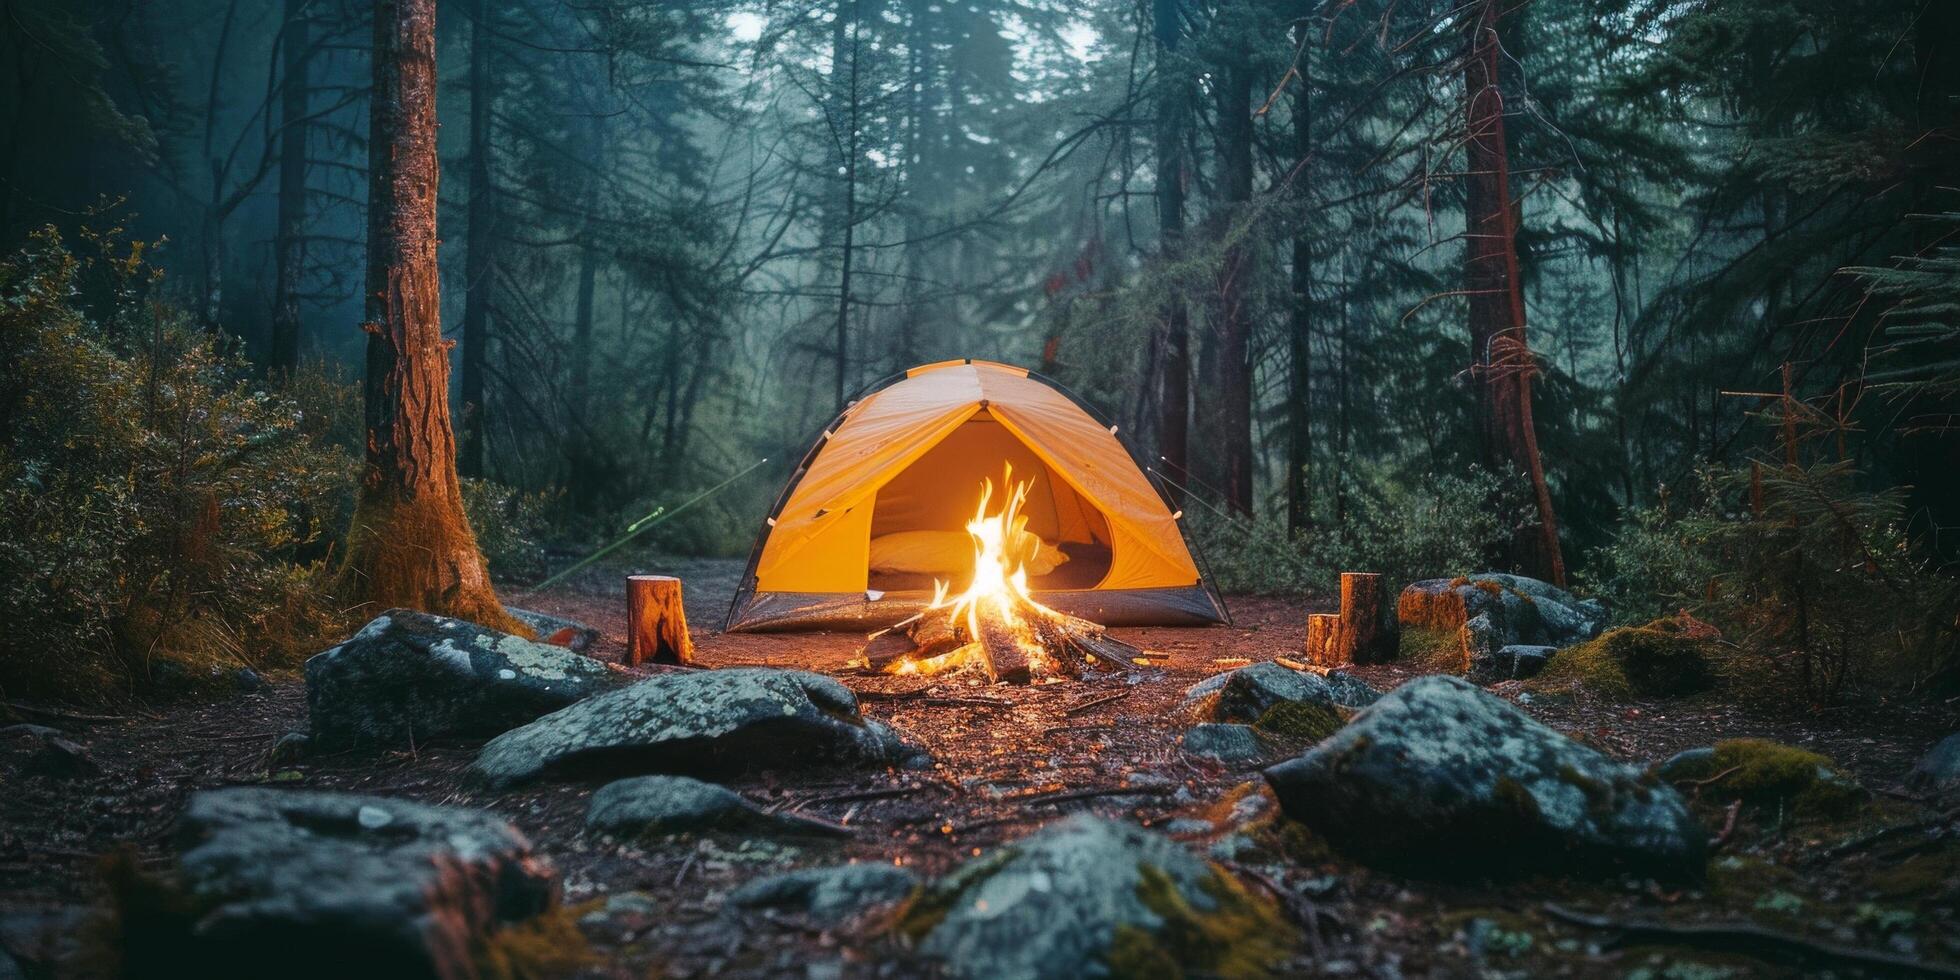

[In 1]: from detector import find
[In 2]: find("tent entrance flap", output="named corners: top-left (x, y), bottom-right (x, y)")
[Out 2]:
top-left (866, 411), bottom-right (1113, 593)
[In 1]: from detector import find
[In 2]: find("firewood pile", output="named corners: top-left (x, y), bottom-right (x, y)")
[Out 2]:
top-left (857, 603), bottom-right (1146, 684)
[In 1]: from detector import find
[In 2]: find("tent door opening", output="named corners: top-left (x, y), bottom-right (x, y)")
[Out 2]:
top-left (866, 409), bottom-right (1113, 594)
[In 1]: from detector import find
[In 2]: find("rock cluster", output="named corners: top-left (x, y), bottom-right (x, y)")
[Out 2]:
top-left (1264, 676), bottom-right (1706, 881)
top-left (1398, 574), bottom-right (1606, 678)
top-left (305, 609), bottom-right (623, 751)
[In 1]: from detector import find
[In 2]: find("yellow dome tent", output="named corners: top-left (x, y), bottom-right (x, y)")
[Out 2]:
top-left (724, 359), bottom-right (1228, 631)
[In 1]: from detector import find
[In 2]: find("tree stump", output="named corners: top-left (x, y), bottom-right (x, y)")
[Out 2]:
top-left (1305, 613), bottom-right (1341, 665)
top-left (626, 575), bottom-right (695, 666)
top-left (1305, 572), bottom-right (1399, 667)
top-left (1339, 572), bottom-right (1397, 664)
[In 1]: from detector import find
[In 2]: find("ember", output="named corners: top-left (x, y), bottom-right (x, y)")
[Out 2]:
top-left (858, 465), bottom-right (1146, 683)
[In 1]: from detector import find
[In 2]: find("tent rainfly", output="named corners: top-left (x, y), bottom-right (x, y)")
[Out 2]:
top-left (724, 359), bottom-right (1228, 632)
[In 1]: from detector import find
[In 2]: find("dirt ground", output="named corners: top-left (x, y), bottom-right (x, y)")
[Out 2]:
top-left (2, 557), bottom-right (1957, 977)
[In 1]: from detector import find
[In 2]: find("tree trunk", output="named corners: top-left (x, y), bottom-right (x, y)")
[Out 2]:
top-left (1462, 0), bottom-right (1565, 586)
top-left (268, 0), bottom-right (310, 377)
top-left (458, 0), bottom-right (497, 478)
top-left (1214, 57), bottom-right (1254, 515)
top-left (831, 0), bottom-right (861, 408)
top-left (1285, 20), bottom-right (1314, 534)
top-left (1152, 0), bottom-right (1190, 503)
top-left (337, 0), bottom-right (520, 634)
top-left (568, 117), bottom-right (605, 424)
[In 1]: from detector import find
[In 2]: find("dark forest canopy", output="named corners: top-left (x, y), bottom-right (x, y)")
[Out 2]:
top-left (4, 0), bottom-right (1959, 582)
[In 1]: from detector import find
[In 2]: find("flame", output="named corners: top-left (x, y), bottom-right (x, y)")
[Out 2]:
top-left (919, 463), bottom-right (1060, 678)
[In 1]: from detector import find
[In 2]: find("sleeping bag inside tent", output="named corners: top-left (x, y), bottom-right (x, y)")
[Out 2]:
top-left (723, 359), bottom-right (1228, 631)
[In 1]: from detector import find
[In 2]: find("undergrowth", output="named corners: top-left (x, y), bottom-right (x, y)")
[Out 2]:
top-left (1, 227), bottom-right (348, 702)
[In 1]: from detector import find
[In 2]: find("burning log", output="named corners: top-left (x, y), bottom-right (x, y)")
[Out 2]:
top-left (868, 601), bottom-right (1144, 684)
top-left (860, 465), bottom-right (1148, 684)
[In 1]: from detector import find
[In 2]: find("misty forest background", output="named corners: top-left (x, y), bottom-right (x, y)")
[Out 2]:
top-left (3, 0), bottom-right (1958, 703)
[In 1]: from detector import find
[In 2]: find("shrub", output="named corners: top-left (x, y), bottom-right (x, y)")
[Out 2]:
top-left (460, 478), bottom-right (556, 583)
top-left (1190, 468), bottom-right (1523, 595)
top-left (0, 228), bottom-right (347, 701)
top-left (1587, 461), bottom-right (1959, 703)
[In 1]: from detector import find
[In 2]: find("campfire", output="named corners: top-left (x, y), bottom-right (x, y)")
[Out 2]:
top-left (857, 466), bottom-right (1146, 683)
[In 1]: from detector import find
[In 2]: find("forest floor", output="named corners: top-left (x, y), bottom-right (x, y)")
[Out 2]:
top-left (2, 556), bottom-right (1957, 977)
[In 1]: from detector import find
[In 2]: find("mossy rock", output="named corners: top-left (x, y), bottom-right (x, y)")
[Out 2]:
top-left (1107, 864), bottom-right (1294, 980)
top-left (1662, 738), bottom-right (1865, 820)
top-left (907, 816), bottom-right (1295, 978)
top-left (1399, 626), bottom-right (1466, 673)
top-left (1253, 700), bottom-right (1345, 742)
top-left (1532, 616), bottom-right (1715, 699)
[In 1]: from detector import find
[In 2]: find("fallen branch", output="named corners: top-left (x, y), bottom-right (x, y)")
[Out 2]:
top-left (1064, 691), bottom-right (1130, 716)
top-left (799, 786), bottom-right (927, 806)
top-left (1542, 903), bottom-right (1960, 978)
top-left (2, 702), bottom-right (127, 724)
top-left (1803, 806), bottom-right (1960, 868)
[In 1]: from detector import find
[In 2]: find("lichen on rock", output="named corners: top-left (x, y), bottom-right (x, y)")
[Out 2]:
top-left (470, 668), bottom-right (926, 789)
top-left (905, 815), bottom-right (1293, 979)
top-left (304, 608), bottom-right (623, 751)
top-left (1263, 676), bottom-right (1707, 881)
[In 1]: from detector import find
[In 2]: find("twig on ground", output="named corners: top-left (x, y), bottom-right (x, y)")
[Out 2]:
top-left (1709, 800), bottom-right (1743, 851)
top-left (1674, 765), bottom-right (1741, 789)
top-left (1014, 783), bottom-right (1177, 807)
top-left (2, 702), bottom-right (127, 724)
top-left (1803, 805), bottom-right (1960, 868)
top-left (1064, 691), bottom-right (1130, 716)
top-left (1042, 723), bottom-right (1114, 737)
top-left (1542, 903), bottom-right (1960, 978)
top-left (800, 786), bottom-right (927, 806)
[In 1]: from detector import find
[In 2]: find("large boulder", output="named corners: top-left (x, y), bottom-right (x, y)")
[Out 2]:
top-left (471, 668), bottom-right (923, 789)
top-left (728, 864), bottom-right (919, 924)
top-left (152, 787), bottom-right (558, 977)
top-left (1263, 676), bottom-right (1706, 881)
top-left (1399, 574), bottom-right (1606, 670)
top-left (586, 775), bottom-right (849, 838)
top-left (1181, 661), bottom-right (1379, 723)
top-left (905, 816), bottom-right (1292, 980)
top-left (1906, 734), bottom-right (1960, 800)
top-left (305, 609), bottom-right (623, 751)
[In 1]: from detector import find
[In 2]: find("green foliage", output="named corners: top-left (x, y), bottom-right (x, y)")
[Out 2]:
top-left (0, 228), bottom-right (346, 701)
top-left (459, 478), bottom-right (556, 583)
top-left (1191, 469), bottom-right (1523, 595)
top-left (1585, 460), bottom-right (1959, 702)
top-left (1581, 485), bottom-right (1724, 625)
